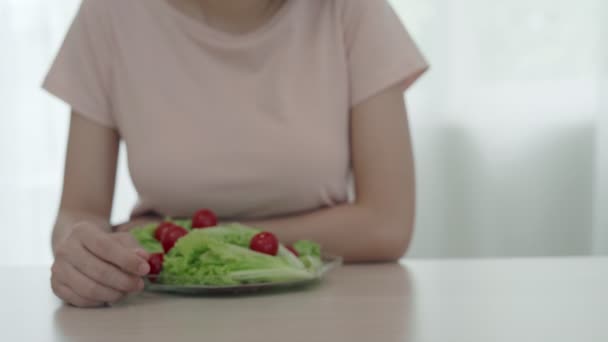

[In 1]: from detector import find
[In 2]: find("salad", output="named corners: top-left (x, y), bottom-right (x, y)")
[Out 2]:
top-left (131, 209), bottom-right (324, 286)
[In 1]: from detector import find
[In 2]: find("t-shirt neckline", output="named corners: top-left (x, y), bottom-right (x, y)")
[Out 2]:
top-left (157, 0), bottom-right (294, 46)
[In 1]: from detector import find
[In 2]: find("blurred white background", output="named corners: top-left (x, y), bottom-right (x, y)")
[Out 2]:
top-left (0, 0), bottom-right (606, 265)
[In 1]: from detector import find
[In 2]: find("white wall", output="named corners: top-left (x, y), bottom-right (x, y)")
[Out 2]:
top-left (0, 0), bottom-right (137, 265)
top-left (592, 0), bottom-right (608, 254)
top-left (390, 0), bottom-right (606, 257)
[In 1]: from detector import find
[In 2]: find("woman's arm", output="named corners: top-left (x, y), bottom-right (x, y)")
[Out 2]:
top-left (51, 112), bottom-right (149, 307)
top-left (248, 84), bottom-right (416, 262)
top-left (53, 112), bottom-right (119, 247)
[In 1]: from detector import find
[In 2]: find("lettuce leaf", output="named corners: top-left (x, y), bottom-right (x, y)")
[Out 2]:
top-left (293, 240), bottom-right (321, 257)
top-left (293, 240), bottom-right (323, 272)
top-left (163, 235), bottom-right (314, 285)
top-left (132, 221), bottom-right (325, 285)
top-left (170, 218), bottom-right (192, 230)
top-left (192, 223), bottom-right (261, 247)
top-left (277, 245), bottom-right (306, 270)
top-left (130, 223), bottom-right (163, 253)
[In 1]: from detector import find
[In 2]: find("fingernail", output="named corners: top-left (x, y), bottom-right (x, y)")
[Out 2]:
top-left (138, 262), bottom-right (150, 275)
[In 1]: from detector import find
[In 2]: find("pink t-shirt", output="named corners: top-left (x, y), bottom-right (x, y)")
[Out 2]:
top-left (44, 0), bottom-right (428, 220)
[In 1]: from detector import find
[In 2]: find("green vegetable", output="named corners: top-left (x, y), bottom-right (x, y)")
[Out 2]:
top-left (130, 218), bottom-right (192, 253)
top-left (193, 223), bottom-right (261, 247)
top-left (130, 223), bottom-right (163, 253)
top-left (170, 218), bottom-right (193, 230)
top-left (277, 245), bottom-right (306, 270)
top-left (293, 240), bottom-right (323, 272)
top-left (163, 235), bottom-right (313, 285)
top-left (293, 240), bottom-right (321, 257)
top-left (131, 222), bottom-right (325, 285)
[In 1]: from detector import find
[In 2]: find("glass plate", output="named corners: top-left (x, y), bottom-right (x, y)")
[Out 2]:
top-left (143, 255), bottom-right (342, 295)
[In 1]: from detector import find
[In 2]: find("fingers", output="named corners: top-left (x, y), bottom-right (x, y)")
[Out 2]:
top-left (52, 280), bottom-right (103, 308)
top-left (79, 229), bottom-right (150, 276)
top-left (51, 222), bottom-right (151, 308)
top-left (53, 283), bottom-right (100, 308)
top-left (54, 262), bottom-right (125, 303)
top-left (112, 233), bottom-right (150, 259)
top-left (113, 233), bottom-right (151, 261)
top-left (69, 245), bottom-right (144, 293)
top-left (113, 232), bottom-right (139, 248)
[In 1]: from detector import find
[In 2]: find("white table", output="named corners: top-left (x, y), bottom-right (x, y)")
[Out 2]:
top-left (2, 258), bottom-right (607, 341)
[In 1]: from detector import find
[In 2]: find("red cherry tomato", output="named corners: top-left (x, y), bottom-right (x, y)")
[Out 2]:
top-left (147, 253), bottom-right (164, 282)
top-left (249, 232), bottom-right (279, 256)
top-left (161, 226), bottom-right (188, 253)
top-left (154, 222), bottom-right (176, 242)
top-left (191, 209), bottom-right (218, 229)
top-left (286, 245), bottom-right (299, 257)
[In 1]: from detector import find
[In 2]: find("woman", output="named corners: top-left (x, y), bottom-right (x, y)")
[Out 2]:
top-left (45, 0), bottom-right (427, 307)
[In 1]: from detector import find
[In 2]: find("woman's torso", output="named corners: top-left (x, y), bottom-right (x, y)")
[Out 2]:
top-left (111, 0), bottom-right (351, 219)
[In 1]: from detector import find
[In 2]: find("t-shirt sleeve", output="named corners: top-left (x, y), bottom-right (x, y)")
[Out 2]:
top-left (42, 0), bottom-right (116, 128)
top-left (342, 0), bottom-right (429, 107)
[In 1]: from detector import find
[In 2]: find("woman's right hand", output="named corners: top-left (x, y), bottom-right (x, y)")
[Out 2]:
top-left (51, 222), bottom-right (151, 308)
